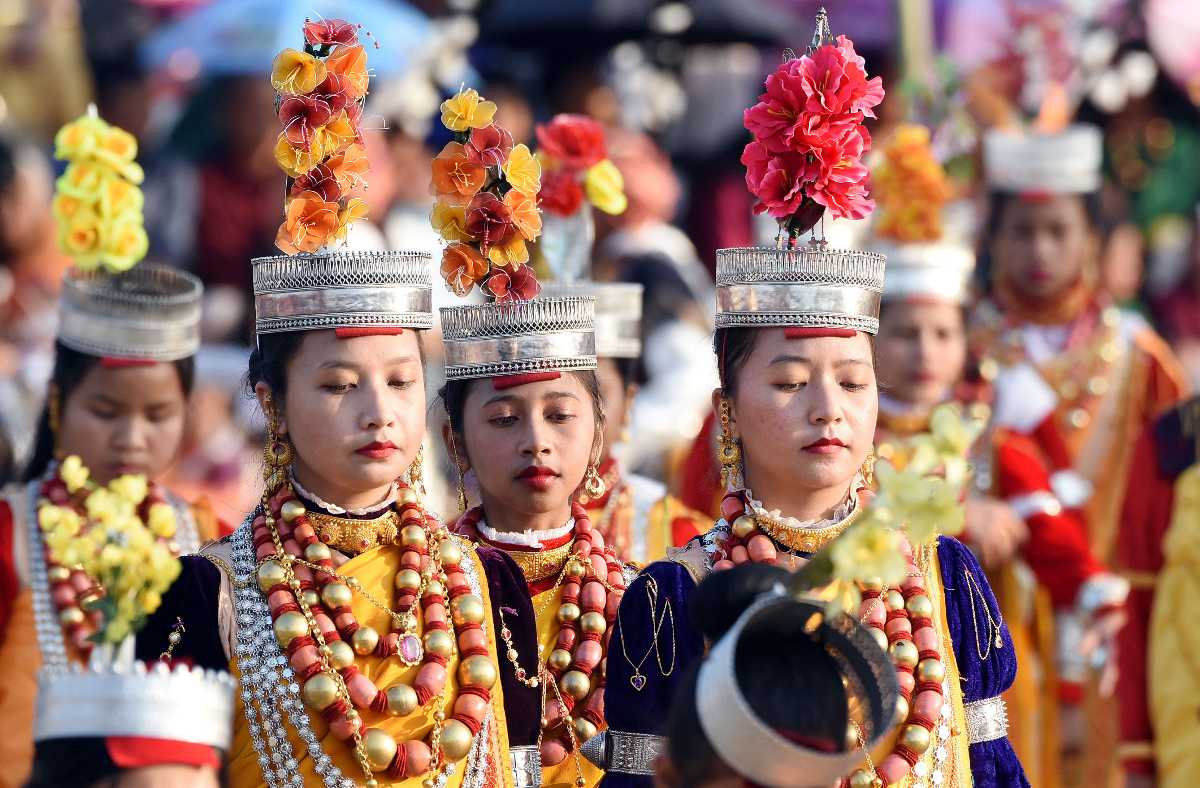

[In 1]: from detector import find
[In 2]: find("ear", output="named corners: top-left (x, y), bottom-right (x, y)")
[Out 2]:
top-left (254, 382), bottom-right (286, 435)
top-left (439, 418), bottom-right (469, 472)
top-left (710, 387), bottom-right (738, 439)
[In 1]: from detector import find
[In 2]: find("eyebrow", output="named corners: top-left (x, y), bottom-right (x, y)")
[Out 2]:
top-left (481, 390), bottom-right (581, 408)
top-left (317, 356), bottom-right (417, 371)
top-left (767, 354), bottom-right (871, 369)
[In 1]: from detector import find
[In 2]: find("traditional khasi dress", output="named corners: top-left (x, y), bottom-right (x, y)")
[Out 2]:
top-left (135, 250), bottom-right (520, 787)
top-left (1115, 395), bottom-right (1200, 785)
top-left (440, 297), bottom-right (635, 787)
top-left (0, 256), bottom-right (217, 785)
top-left (542, 280), bottom-right (708, 565)
top-left (595, 241), bottom-right (1028, 787)
top-left (974, 124), bottom-right (1189, 787)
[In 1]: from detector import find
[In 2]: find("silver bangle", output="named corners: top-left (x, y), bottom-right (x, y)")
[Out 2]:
top-left (964, 696), bottom-right (1009, 744)
top-left (580, 730), bottom-right (665, 776)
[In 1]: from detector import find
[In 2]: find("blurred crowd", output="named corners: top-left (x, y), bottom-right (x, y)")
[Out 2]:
top-left (3, 0), bottom-right (1200, 524)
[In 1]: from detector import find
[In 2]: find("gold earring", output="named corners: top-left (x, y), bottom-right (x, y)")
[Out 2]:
top-left (262, 396), bottom-right (294, 482)
top-left (444, 409), bottom-right (469, 513)
top-left (407, 443), bottom-right (426, 495)
top-left (584, 463), bottom-right (607, 499)
top-left (860, 446), bottom-right (876, 488)
top-left (717, 399), bottom-right (742, 490)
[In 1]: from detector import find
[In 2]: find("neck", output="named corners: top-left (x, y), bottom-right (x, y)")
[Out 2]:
top-left (289, 464), bottom-right (394, 513)
top-left (478, 495), bottom-right (573, 535)
top-left (744, 467), bottom-right (851, 522)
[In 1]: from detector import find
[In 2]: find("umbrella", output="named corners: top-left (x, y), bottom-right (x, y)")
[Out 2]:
top-left (142, 0), bottom-right (430, 78)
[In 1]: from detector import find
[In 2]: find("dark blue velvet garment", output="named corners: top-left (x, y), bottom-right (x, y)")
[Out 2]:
top-left (599, 534), bottom-right (1029, 787)
top-left (937, 535), bottom-right (1030, 787)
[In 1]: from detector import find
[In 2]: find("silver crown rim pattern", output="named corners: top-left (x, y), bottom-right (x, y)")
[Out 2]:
top-left (715, 246), bottom-right (886, 292)
top-left (251, 249), bottom-right (433, 294)
top-left (440, 296), bottom-right (596, 341)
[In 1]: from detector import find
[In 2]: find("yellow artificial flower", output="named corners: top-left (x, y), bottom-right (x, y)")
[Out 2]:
top-left (146, 502), bottom-right (175, 537)
top-left (487, 233), bottom-right (529, 268)
top-left (52, 193), bottom-right (88, 224)
top-left (54, 114), bottom-right (108, 161)
top-left (110, 474), bottom-right (148, 505)
top-left (503, 144), bottom-right (542, 197)
top-left (59, 456), bottom-right (90, 493)
top-left (98, 176), bottom-right (144, 219)
top-left (274, 132), bottom-right (326, 178)
top-left (874, 460), bottom-right (962, 546)
top-left (101, 217), bottom-right (149, 273)
top-left (58, 212), bottom-right (106, 269)
top-left (57, 161), bottom-right (112, 201)
top-left (271, 48), bottom-right (327, 95)
top-left (334, 197), bottom-right (369, 242)
top-left (322, 110), bottom-right (357, 156)
top-left (430, 202), bottom-right (472, 242)
top-left (140, 589), bottom-right (163, 615)
top-left (440, 88), bottom-right (497, 132)
top-left (584, 159), bottom-right (628, 215)
top-left (105, 618), bottom-right (131, 644)
top-left (829, 512), bottom-right (907, 588)
top-left (94, 124), bottom-right (138, 166)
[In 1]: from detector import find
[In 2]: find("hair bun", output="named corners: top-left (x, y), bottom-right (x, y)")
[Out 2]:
top-left (689, 563), bottom-right (789, 641)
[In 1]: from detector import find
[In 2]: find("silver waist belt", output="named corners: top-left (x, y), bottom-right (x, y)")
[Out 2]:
top-left (580, 730), bottom-right (665, 776)
top-left (964, 696), bottom-right (1009, 744)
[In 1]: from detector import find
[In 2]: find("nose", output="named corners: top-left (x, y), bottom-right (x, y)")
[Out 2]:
top-left (518, 414), bottom-right (553, 458)
top-left (807, 377), bottom-right (845, 426)
top-left (359, 380), bottom-right (397, 432)
top-left (111, 415), bottom-right (149, 453)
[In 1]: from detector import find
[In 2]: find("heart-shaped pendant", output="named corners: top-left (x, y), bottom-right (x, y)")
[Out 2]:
top-left (630, 673), bottom-right (647, 692)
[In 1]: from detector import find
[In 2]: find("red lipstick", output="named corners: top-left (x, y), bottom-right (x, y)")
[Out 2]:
top-left (355, 440), bottom-right (397, 460)
top-left (516, 465), bottom-right (559, 491)
top-left (803, 437), bottom-right (847, 455)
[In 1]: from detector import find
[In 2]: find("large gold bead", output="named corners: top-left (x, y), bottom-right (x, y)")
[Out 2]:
top-left (889, 639), bottom-right (919, 669)
top-left (574, 717), bottom-right (598, 743)
top-left (424, 629), bottom-right (455, 658)
top-left (385, 684), bottom-right (419, 716)
top-left (565, 557), bottom-right (587, 578)
top-left (557, 603), bottom-right (581, 624)
top-left (305, 542), bottom-right (332, 563)
top-left (424, 579), bottom-right (446, 598)
top-left (450, 594), bottom-right (485, 626)
top-left (394, 569), bottom-right (422, 594)
top-left (47, 566), bottom-right (72, 583)
top-left (895, 694), bottom-right (910, 724)
top-left (548, 648), bottom-right (573, 671)
top-left (916, 657), bottom-right (946, 684)
top-left (439, 719), bottom-right (474, 761)
top-left (905, 594), bottom-right (933, 620)
top-left (399, 487), bottom-right (421, 507)
top-left (560, 670), bottom-right (591, 701)
top-left (868, 627), bottom-right (889, 652)
top-left (363, 728), bottom-right (398, 770)
top-left (884, 590), bottom-right (905, 611)
top-left (458, 654), bottom-right (498, 690)
top-left (730, 514), bottom-right (758, 540)
top-left (860, 577), bottom-right (884, 592)
top-left (352, 625), bottom-right (380, 656)
top-left (400, 525), bottom-right (427, 549)
top-left (848, 768), bottom-right (877, 788)
top-left (580, 611), bottom-right (607, 635)
top-left (900, 723), bottom-right (932, 754)
top-left (438, 539), bottom-right (463, 568)
top-left (302, 589), bottom-right (321, 609)
top-left (59, 606), bottom-right (85, 627)
top-left (257, 560), bottom-right (287, 594)
top-left (281, 499), bottom-right (306, 522)
top-left (301, 673), bottom-right (339, 710)
top-left (321, 582), bottom-right (353, 609)
top-left (328, 639), bottom-right (355, 669)
top-left (273, 611), bottom-right (309, 648)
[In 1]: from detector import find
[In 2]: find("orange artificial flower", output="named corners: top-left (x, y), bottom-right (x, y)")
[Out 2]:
top-left (487, 232), bottom-right (528, 268)
top-left (326, 143), bottom-right (369, 191)
top-left (274, 132), bottom-right (326, 178)
top-left (271, 48), bottom-right (327, 95)
top-left (441, 243), bottom-right (489, 297)
top-left (335, 197), bottom-right (369, 241)
top-left (276, 190), bottom-right (340, 254)
top-left (322, 110), bottom-right (358, 156)
top-left (431, 142), bottom-right (486, 207)
top-left (326, 44), bottom-right (369, 99)
top-left (431, 202), bottom-right (472, 242)
top-left (503, 189), bottom-right (541, 241)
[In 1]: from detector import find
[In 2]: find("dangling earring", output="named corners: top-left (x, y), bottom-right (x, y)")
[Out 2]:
top-left (860, 446), bottom-right (876, 488)
top-left (717, 399), bottom-right (743, 490)
top-left (407, 443), bottom-right (427, 496)
top-left (583, 462), bottom-right (607, 498)
top-left (444, 409), bottom-right (469, 513)
top-left (262, 395), bottom-right (294, 485)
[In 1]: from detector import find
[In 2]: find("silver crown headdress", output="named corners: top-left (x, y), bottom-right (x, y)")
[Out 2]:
top-left (874, 240), bottom-right (974, 305)
top-left (984, 124), bottom-right (1103, 194)
top-left (715, 245), bottom-right (887, 334)
top-left (58, 263), bottom-right (202, 362)
top-left (540, 282), bottom-right (642, 358)
top-left (440, 297), bottom-right (597, 381)
top-left (252, 250), bottom-right (434, 334)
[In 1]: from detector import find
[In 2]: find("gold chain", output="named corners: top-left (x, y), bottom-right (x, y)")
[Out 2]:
top-left (616, 576), bottom-right (675, 691)
top-left (963, 567), bottom-right (1004, 661)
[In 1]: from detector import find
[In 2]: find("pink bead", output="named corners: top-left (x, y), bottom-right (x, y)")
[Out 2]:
top-left (712, 559), bottom-right (736, 572)
top-left (589, 553), bottom-right (607, 580)
top-left (720, 495), bottom-right (744, 522)
top-left (583, 686), bottom-right (604, 717)
top-left (446, 571), bottom-right (467, 589)
top-left (605, 593), bottom-right (621, 618)
top-left (885, 617), bottom-right (912, 638)
top-left (71, 627), bottom-right (92, 650)
top-left (414, 662), bottom-right (446, 697)
top-left (898, 537), bottom-right (914, 560)
top-left (581, 581), bottom-right (605, 611)
top-left (915, 690), bottom-right (941, 719)
top-left (331, 552), bottom-right (348, 568)
top-left (329, 715), bottom-right (362, 740)
top-left (453, 692), bottom-right (488, 723)
top-left (380, 632), bottom-right (399, 654)
top-left (293, 523), bottom-right (315, 542)
top-left (861, 602), bottom-right (886, 628)
top-left (589, 528), bottom-right (606, 553)
top-left (897, 671), bottom-right (915, 695)
top-left (346, 671), bottom-right (378, 708)
top-left (557, 628), bottom-right (577, 651)
top-left (283, 539), bottom-right (303, 557)
top-left (313, 613), bottom-right (337, 640)
top-left (607, 569), bottom-right (624, 589)
top-left (901, 573), bottom-right (925, 592)
top-left (746, 534), bottom-right (777, 564)
top-left (404, 741), bottom-right (432, 776)
top-left (256, 543), bottom-right (276, 560)
top-left (457, 628), bottom-right (486, 652)
top-left (914, 626), bottom-right (940, 651)
top-left (69, 571), bottom-right (93, 593)
top-left (400, 551), bottom-right (421, 570)
top-left (51, 585), bottom-right (75, 607)
top-left (540, 738), bottom-right (568, 766)
top-left (730, 545), bottom-right (749, 564)
top-left (574, 640), bottom-right (602, 670)
top-left (424, 603), bottom-right (446, 625)
top-left (268, 590), bottom-right (293, 612)
top-left (294, 564), bottom-right (315, 584)
top-left (543, 701), bottom-right (564, 724)
top-left (877, 754), bottom-right (910, 784)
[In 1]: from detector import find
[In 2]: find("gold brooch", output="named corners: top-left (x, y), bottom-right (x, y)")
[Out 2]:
top-left (306, 509), bottom-right (400, 555)
top-left (752, 506), bottom-right (863, 554)
top-left (504, 539), bottom-right (575, 583)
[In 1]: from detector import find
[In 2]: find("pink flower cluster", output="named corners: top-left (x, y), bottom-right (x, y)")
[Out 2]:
top-left (742, 35), bottom-right (883, 228)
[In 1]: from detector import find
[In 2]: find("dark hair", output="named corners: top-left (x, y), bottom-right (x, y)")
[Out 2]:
top-left (245, 331), bottom-right (308, 401)
top-left (665, 565), bottom-right (850, 786)
top-left (22, 343), bottom-right (195, 482)
top-left (609, 356), bottom-right (647, 389)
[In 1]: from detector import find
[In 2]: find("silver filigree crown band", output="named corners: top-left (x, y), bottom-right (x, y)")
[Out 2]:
top-left (251, 250), bottom-right (433, 334)
top-left (58, 263), bottom-right (202, 362)
top-left (984, 125), bottom-right (1102, 194)
top-left (715, 246), bottom-right (886, 334)
top-left (440, 297), bottom-right (597, 381)
top-left (695, 593), bottom-right (899, 787)
top-left (875, 241), bottom-right (975, 305)
top-left (541, 282), bottom-right (642, 358)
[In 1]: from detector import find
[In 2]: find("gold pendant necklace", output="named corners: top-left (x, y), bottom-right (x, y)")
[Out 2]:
top-left (304, 508), bottom-right (400, 554)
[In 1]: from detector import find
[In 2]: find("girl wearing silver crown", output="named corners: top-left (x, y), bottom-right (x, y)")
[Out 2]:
top-left (0, 110), bottom-right (224, 787)
top-left (597, 21), bottom-right (1027, 788)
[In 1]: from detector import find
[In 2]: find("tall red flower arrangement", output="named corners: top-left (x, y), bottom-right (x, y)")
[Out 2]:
top-left (741, 23), bottom-right (883, 236)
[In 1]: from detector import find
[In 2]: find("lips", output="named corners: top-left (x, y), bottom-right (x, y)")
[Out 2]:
top-left (355, 440), bottom-right (398, 460)
top-left (803, 436), bottom-right (848, 455)
top-left (516, 465), bottom-right (559, 491)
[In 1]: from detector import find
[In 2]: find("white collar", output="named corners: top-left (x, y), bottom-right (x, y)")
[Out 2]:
top-left (476, 518), bottom-right (575, 548)
top-left (288, 469), bottom-right (397, 517)
top-left (742, 480), bottom-right (859, 531)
